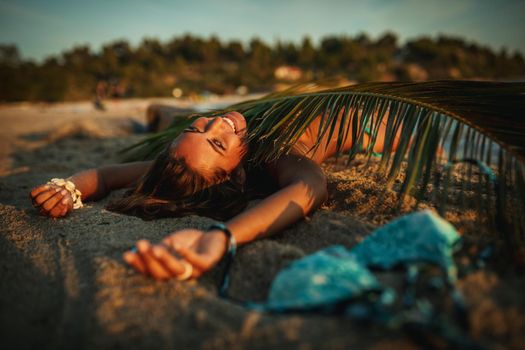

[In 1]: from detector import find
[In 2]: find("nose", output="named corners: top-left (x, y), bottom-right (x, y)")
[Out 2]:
top-left (206, 117), bottom-right (227, 132)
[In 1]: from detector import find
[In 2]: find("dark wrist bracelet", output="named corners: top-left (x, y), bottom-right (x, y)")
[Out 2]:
top-left (207, 223), bottom-right (237, 297)
top-left (207, 223), bottom-right (237, 256)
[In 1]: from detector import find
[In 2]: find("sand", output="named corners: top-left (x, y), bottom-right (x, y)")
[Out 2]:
top-left (1, 99), bottom-right (524, 350)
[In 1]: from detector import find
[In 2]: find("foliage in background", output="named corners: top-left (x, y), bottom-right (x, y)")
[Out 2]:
top-left (1, 33), bottom-right (525, 102)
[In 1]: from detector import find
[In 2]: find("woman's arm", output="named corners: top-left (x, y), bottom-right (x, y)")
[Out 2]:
top-left (30, 161), bottom-right (152, 218)
top-left (227, 153), bottom-right (328, 244)
top-left (124, 154), bottom-right (328, 280)
top-left (68, 161), bottom-right (152, 201)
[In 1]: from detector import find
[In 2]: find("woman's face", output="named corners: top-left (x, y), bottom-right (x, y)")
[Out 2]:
top-left (170, 111), bottom-right (247, 176)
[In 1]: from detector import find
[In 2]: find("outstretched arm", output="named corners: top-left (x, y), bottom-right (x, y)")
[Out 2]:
top-left (125, 154), bottom-right (328, 280)
top-left (227, 154), bottom-right (328, 244)
top-left (30, 161), bottom-right (152, 218)
top-left (67, 161), bottom-right (152, 201)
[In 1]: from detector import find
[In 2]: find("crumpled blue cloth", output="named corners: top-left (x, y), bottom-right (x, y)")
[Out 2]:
top-left (351, 209), bottom-right (460, 282)
top-left (258, 246), bottom-right (380, 311)
top-left (253, 210), bottom-right (460, 311)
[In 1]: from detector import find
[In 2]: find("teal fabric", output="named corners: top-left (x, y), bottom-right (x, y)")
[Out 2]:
top-left (255, 210), bottom-right (460, 311)
top-left (351, 210), bottom-right (460, 282)
top-left (261, 246), bottom-right (380, 310)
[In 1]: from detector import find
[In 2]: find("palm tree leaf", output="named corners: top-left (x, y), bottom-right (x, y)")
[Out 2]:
top-left (230, 81), bottom-right (525, 163)
top-left (122, 80), bottom-right (525, 254)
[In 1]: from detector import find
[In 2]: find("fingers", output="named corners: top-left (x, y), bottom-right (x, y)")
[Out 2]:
top-left (33, 189), bottom-right (72, 218)
top-left (41, 189), bottom-right (67, 212)
top-left (161, 235), bottom-right (177, 247)
top-left (33, 187), bottom-right (60, 206)
top-left (59, 194), bottom-right (73, 215)
top-left (124, 241), bottom-right (200, 280)
top-left (152, 245), bottom-right (186, 275)
top-left (61, 194), bottom-right (74, 210)
top-left (54, 195), bottom-right (73, 217)
top-left (173, 244), bottom-right (211, 271)
top-left (125, 231), bottom-right (215, 280)
top-left (49, 200), bottom-right (69, 218)
top-left (30, 184), bottom-right (54, 199)
top-left (136, 240), bottom-right (172, 280)
top-left (123, 251), bottom-right (147, 274)
top-left (30, 185), bottom-right (72, 218)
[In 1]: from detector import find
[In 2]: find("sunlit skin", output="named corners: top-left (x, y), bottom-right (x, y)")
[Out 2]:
top-left (172, 113), bottom-right (248, 176)
top-left (30, 108), bottom-right (400, 280)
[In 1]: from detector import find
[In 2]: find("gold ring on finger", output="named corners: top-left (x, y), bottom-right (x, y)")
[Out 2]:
top-left (176, 260), bottom-right (193, 281)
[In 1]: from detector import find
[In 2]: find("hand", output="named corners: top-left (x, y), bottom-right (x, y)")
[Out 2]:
top-left (123, 228), bottom-right (229, 280)
top-left (30, 184), bottom-right (73, 218)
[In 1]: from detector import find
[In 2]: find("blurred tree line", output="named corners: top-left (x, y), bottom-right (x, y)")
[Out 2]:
top-left (1, 32), bottom-right (524, 102)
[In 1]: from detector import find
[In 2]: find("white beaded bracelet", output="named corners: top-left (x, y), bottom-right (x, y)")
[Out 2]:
top-left (47, 178), bottom-right (84, 209)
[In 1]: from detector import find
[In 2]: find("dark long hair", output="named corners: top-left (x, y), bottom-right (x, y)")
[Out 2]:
top-left (106, 145), bottom-right (248, 220)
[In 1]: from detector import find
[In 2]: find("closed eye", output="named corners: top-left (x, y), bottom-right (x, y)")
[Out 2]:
top-left (207, 139), bottom-right (225, 155)
top-left (183, 125), bottom-right (227, 154)
top-left (212, 139), bottom-right (226, 150)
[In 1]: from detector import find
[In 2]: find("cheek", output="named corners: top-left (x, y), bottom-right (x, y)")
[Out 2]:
top-left (233, 138), bottom-right (248, 158)
top-left (223, 145), bottom-right (245, 171)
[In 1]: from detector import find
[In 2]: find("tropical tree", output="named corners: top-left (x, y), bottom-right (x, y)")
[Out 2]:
top-left (124, 80), bottom-right (525, 260)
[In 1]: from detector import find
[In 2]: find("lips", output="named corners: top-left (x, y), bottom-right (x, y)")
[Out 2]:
top-left (223, 116), bottom-right (236, 133)
top-left (222, 111), bottom-right (246, 136)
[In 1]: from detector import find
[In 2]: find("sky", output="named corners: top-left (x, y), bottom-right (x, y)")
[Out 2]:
top-left (1, 0), bottom-right (524, 62)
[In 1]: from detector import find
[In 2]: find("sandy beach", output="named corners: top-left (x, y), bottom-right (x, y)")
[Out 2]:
top-left (1, 98), bottom-right (524, 350)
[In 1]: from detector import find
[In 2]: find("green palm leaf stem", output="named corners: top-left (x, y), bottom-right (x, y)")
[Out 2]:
top-left (123, 81), bottom-right (525, 261)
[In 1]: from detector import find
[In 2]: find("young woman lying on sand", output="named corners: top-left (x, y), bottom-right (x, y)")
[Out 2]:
top-left (30, 110), bottom-right (396, 281)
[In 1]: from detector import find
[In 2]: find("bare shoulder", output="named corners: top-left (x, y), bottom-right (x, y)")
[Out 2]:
top-left (266, 153), bottom-right (325, 187)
